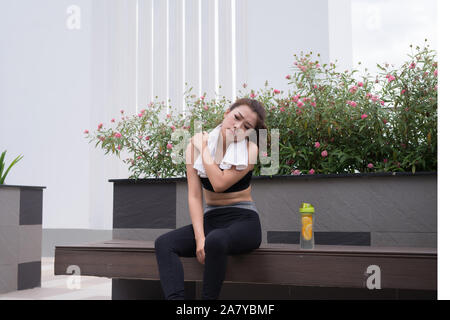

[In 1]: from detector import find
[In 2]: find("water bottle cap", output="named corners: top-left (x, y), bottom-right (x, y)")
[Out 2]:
top-left (299, 202), bottom-right (315, 213)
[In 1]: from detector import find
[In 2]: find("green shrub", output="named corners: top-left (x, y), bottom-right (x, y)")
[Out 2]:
top-left (84, 42), bottom-right (437, 179)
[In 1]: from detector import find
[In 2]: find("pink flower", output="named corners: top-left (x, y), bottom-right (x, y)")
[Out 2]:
top-left (386, 74), bottom-right (396, 82)
top-left (286, 75), bottom-right (291, 79)
top-left (313, 85), bottom-right (318, 89)
top-left (138, 135), bottom-right (143, 139)
top-left (294, 61), bottom-right (298, 66)
top-left (311, 102), bottom-right (316, 107)
top-left (120, 109), bottom-right (124, 114)
top-left (316, 63), bottom-right (320, 68)
top-left (292, 169), bottom-right (301, 175)
top-left (170, 125), bottom-right (175, 131)
top-left (347, 100), bottom-right (357, 107)
top-left (167, 114), bottom-right (171, 118)
top-left (367, 163), bottom-right (374, 169)
top-left (117, 145), bottom-right (122, 150)
top-left (98, 123), bottom-right (103, 130)
top-left (145, 136), bottom-right (150, 140)
top-left (314, 142), bottom-right (320, 148)
top-left (250, 92), bottom-right (256, 98)
top-left (262, 152), bottom-right (268, 157)
top-left (286, 159), bottom-right (294, 165)
top-left (274, 89), bottom-right (280, 94)
top-left (292, 95), bottom-right (299, 102)
top-left (409, 62), bottom-right (416, 69)
top-left (382, 119), bottom-right (388, 124)
top-left (279, 107), bottom-right (285, 112)
top-left (349, 86), bottom-right (358, 94)
top-left (300, 66), bottom-right (307, 72)
top-left (383, 158), bottom-right (388, 163)
top-left (361, 114), bottom-right (368, 120)
top-left (401, 89), bottom-right (406, 95)
top-left (366, 93), bottom-right (372, 99)
top-left (114, 132), bottom-right (122, 138)
top-left (200, 95), bottom-right (205, 100)
top-left (380, 100), bottom-right (385, 106)
top-left (434, 69), bottom-right (438, 77)
top-left (203, 104), bottom-right (209, 110)
top-left (308, 169), bottom-right (315, 175)
top-left (138, 113), bottom-right (143, 117)
top-left (84, 129), bottom-right (89, 134)
top-left (358, 82), bottom-right (364, 87)
top-left (99, 137), bottom-right (105, 142)
top-left (321, 150), bottom-right (328, 157)
top-left (167, 143), bottom-right (173, 150)
top-left (297, 101), bottom-right (304, 108)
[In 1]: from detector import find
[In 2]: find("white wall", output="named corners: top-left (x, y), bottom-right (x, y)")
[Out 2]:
top-left (0, 0), bottom-right (352, 230)
top-left (0, 0), bottom-right (94, 229)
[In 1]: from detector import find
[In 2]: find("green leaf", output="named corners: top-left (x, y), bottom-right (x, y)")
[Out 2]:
top-left (0, 150), bottom-right (5, 177)
top-left (0, 153), bottom-right (23, 184)
top-left (339, 154), bottom-right (350, 164)
top-left (377, 63), bottom-right (386, 71)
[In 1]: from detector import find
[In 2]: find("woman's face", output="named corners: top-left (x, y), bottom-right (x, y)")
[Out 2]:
top-left (221, 105), bottom-right (258, 142)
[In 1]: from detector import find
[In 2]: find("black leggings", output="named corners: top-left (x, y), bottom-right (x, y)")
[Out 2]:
top-left (154, 205), bottom-right (262, 300)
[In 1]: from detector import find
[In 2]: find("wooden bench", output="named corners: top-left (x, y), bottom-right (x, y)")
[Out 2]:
top-left (54, 240), bottom-right (437, 299)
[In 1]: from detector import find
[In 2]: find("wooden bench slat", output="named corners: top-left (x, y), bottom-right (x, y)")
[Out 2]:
top-left (55, 239), bottom-right (436, 256)
top-left (54, 240), bottom-right (437, 291)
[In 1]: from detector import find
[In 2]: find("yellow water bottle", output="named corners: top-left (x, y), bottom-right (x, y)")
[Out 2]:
top-left (299, 203), bottom-right (315, 249)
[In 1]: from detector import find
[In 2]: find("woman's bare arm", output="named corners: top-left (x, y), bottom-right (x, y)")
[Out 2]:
top-left (185, 140), bottom-right (205, 240)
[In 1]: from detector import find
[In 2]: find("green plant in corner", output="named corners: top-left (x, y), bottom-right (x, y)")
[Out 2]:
top-left (0, 150), bottom-right (24, 184)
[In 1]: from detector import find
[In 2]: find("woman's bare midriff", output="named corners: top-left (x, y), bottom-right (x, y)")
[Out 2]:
top-left (203, 185), bottom-right (253, 206)
top-left (201, 138), bottom-right (254, 206)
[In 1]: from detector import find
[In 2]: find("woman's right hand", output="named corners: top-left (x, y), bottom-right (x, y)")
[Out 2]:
top-left (195, 236), bottom-right (206, 265)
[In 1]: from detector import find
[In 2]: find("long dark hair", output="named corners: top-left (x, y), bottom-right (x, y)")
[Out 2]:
top-left (226, 98), bottom-right (268, 149)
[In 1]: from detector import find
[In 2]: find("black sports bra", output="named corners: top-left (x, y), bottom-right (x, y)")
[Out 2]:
top-left (200, 168), bottom-right (253, 193)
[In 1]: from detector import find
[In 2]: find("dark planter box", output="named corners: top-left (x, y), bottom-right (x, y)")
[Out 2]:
top-left (108, 171), bottom-right (437, 300)
top-left (0, 184), bottom-right (46, 294)
top-left (110, 171), bottom-right (437, 248)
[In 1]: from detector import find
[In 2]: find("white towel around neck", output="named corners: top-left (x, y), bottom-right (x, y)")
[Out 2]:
top-left (193, 123), bottom-right (248, 178)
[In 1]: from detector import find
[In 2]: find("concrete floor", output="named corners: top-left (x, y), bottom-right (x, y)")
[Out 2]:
top-left (0, 257), bottom-right (111, 300)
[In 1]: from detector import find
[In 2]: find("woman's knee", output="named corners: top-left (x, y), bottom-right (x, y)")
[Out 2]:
top-left (155, 233), bottom-right (172, 253)
top-left (204, 230), bottom-right (230, 255)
